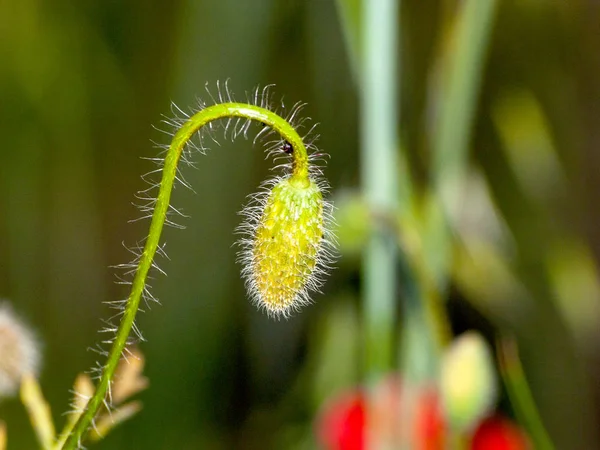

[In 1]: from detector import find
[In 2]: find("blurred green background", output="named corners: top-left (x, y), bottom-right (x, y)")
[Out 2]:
top-left (1, 0), bottom-right (599, 449)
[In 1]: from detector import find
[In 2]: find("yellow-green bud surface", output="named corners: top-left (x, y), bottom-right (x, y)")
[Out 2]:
top-left (249, 177), bottom-right (324, 315)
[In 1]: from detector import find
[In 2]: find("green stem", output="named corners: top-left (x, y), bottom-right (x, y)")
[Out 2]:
top-left (360, 2), bottom-right (403, 448)
top-left (360, 0), bottom-right (401, 382)
top-left (498, 336), bottom-right (555, 450)
top-left (427, 0), bottom-right (498, 289)
top-left (433, 0), bottom-right (497, 210)
top-left (334, 0), bottom-right (362, 83)
top-left (61, 102), bottom-right (310, 449)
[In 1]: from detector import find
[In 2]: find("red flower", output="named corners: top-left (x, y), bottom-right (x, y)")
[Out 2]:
top-left (317, 391), bottom-right (365, 450)
top-left (316, 376), bottom-right (530, 450)
top-left (415, 387), bottom-right (445, 450)
top-left (471, 416), bottom-right (530, 450)
top-left (316, 378), bottom-right (445, 450)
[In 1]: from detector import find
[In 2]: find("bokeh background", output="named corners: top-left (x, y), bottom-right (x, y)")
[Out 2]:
top-left (1, 0), bottom-right (600, 448)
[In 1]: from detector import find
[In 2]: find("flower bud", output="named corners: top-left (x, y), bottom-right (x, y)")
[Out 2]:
top-left (0, 302), bottom-right (40, 398)
top-left (239, 176), bottom-right (331, 316)
top-left (439, 331), bottom-right (497, 432)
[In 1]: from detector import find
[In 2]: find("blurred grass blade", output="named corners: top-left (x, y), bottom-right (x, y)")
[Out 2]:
top-left (491, 89), bottom-right (565, 204)
top-left (334, 0), bottom-right (362, 82)
top-left (360, 0), bottom-right (400, 380)
top-left (497, 335), bottom-right (555, 450)
top-left (433, 0), bottom-right (498, 208)
top-left (426, 0), bottom-right (498, 289)
top-left (20, 374), bottom-right (56, 450)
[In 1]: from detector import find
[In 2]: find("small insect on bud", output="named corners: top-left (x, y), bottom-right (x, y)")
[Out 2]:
top-left (239, 175), bottom-right (331, 317)
top-left (0, 302), bottom-right (40, 398)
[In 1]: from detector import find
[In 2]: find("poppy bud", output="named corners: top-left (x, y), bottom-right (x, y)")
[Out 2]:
top-left (239, 176), bottom-right (332, 316)
top-left (440, 331), bottom-right (497, 431)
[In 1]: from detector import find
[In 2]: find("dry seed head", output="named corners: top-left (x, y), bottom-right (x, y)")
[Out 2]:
top-left (239, 176), bottom-right (333, 317)
top-left (0, 302), bottom-right (40, 398)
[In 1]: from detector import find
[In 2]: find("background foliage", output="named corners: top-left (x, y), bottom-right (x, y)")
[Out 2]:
top-left (0, 0), bottom-right (599, 448)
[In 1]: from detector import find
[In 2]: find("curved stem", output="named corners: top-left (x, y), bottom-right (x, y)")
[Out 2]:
top-left (61, 102), bottom-right (309, 449)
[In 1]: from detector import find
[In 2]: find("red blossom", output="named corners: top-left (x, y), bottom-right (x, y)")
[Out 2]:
top-left (316, 377), bottom-right (529, 450)
top-left (415, 387), bottom-right (445, 450)
top-left (471, 416), bottom-right (530, 450)
top-left (316, 379), bottom-right (444, 450)
top-left (317, 391), bottom-right (365, 450)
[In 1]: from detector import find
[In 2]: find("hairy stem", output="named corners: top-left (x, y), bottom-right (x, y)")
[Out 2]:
top-left (62, 102), bottom-right (309, 449)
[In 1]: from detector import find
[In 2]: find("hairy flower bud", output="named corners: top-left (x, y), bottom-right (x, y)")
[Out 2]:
top-left (239, 176), bottom-right (333, 316)
top-left (0, 302), bottom-right (40, 398)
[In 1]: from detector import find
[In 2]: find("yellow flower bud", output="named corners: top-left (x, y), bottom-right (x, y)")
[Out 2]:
top-left (439, 331), bottom-right (497, 431)
top-left (239, 176), bottom-right (333, 317)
